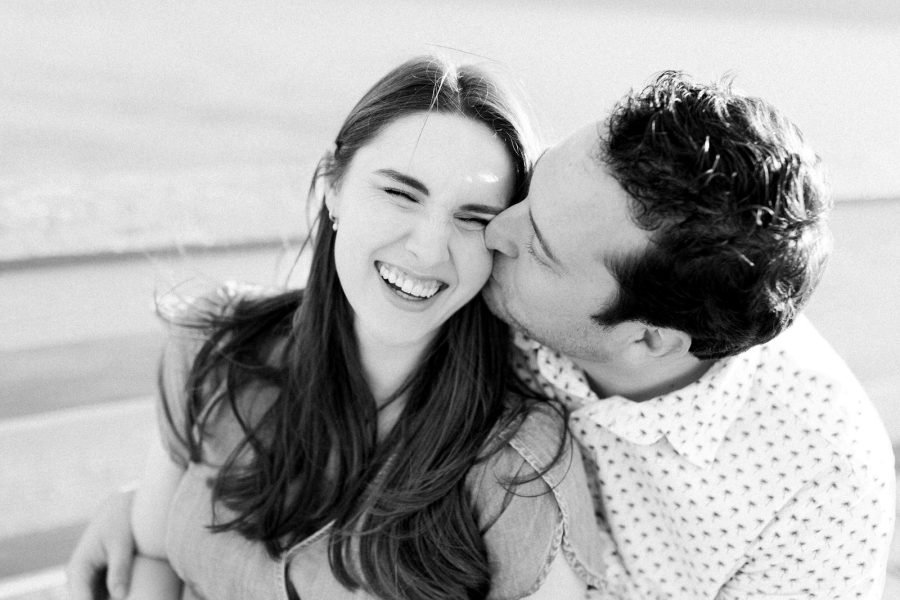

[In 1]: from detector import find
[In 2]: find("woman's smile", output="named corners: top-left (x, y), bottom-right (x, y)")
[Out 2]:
top-left (376, 261), bottom-right (447, 301)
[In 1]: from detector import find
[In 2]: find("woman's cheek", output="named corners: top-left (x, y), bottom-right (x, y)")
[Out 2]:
top-left (460, 234), bottom-right (495, 290)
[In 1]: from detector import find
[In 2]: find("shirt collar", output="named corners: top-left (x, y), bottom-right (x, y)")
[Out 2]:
top-left (515, 331), bottom-right (758, 468)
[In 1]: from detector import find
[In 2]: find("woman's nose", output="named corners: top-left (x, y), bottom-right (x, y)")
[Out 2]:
top-left (404, 217), bottom-right (451, 265)
top-left (484, 205), bottom-right (519, 258)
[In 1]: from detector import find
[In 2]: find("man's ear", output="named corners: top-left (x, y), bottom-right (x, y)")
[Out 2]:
top-left (641, 326), bottom-right (692, 359)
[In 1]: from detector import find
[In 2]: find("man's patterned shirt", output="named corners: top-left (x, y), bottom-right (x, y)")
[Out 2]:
top-left (512, 317), bottom-right (895, 599)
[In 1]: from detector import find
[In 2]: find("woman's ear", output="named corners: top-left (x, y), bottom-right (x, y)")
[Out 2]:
top-left (322, 181), bottom-right (338, 219)
top-left (314, 152), bottom-right (339, 218)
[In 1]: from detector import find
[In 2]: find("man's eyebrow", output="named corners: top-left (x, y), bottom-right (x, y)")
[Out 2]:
top-left (529, 208), bottom-right (560, 265)
top-left (375, 169), bottom-right (429, 195)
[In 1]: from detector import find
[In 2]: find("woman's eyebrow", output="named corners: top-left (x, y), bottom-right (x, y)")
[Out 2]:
top-left (375, 169), bottom-right (429, 195)
top-left (459, 203), bottom-right (504, 215)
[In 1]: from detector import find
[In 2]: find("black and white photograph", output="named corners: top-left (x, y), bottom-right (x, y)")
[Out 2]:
top-left (1, 1), bottom-right (898, 598)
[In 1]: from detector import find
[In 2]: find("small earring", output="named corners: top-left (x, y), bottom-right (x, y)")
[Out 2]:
top-left (329, 212), bottom-right (338, 231)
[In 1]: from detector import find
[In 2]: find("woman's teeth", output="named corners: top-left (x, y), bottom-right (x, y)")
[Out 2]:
top-left (378, 263), bottom-right (441, 299)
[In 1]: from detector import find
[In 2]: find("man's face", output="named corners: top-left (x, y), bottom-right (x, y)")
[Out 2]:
top-left (483, 123), bottom-right (650, 364)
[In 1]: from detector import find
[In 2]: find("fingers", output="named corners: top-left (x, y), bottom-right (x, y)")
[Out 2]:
top-left (105, 489), bottom-right (137, 599)
top-left (104, 534), bottom-right (135, 599)
top-left (65, 489), bottom-right (137, 600)
top-left (66, 531), bottom-right (107, 600)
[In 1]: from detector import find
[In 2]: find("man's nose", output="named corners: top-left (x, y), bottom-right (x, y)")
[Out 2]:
top-left (484, 205), bottom-right (520, 258)
top-left (404, 217), bottom-right (451, 265)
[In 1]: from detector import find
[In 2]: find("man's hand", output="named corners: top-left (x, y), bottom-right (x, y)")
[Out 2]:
top-left (65, 489), bottom-right (136, 600)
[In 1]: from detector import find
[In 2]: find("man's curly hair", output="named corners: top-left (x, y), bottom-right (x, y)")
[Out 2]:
top-left (594, 71), bottom-right (832, 359)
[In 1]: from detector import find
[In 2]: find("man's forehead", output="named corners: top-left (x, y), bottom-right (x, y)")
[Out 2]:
top-left (530, 124), bottom-right (648, 271)
top-left (535, 124), bottom-right (602, 176)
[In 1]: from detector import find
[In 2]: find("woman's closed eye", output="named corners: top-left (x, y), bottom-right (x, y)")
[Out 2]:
top-left (456, 214), bottom-right (492, 230)
top-left (383, 187), bottom-right (418, 202)
top-left (382, 185), bottom-right (497, 230)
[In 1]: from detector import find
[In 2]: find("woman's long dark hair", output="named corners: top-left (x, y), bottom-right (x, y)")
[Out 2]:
top-left (161, 56), bottom-right (549, 599)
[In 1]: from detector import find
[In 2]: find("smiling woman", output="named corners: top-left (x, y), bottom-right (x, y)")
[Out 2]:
top-left (66, 55), bottom-right (607, 600)
top-left (325, 111), bottom-right (514, 355)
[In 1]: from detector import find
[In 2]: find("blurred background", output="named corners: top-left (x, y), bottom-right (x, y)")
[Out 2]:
top-left (1, 0), bottom-right (898, 597)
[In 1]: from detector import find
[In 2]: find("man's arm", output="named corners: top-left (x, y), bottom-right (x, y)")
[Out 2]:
top-left (124, 412), bottom-right (186, 599)
top-left (66, 489), bottom-right (137, 600)
top-left (125, 556), bottom-right (182, 600)
top-left (718, 462), bottom-right (895, 599)
top-left (67, 408), bottom-right (187, 600)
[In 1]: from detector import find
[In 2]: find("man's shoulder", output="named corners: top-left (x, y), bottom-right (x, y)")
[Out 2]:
top-left (760, 315), bottom-right (871, 419)
top-left (731, 314), bottom-right (869, 409)
top-left (767, 315), bottom-right (863, 386)
top-left (734, 315), bottom-right (892, 485)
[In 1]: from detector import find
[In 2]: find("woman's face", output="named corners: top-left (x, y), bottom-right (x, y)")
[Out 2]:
top-left (326, 111), bottom-right (515, 350)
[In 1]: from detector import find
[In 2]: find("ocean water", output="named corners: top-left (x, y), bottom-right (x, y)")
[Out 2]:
top-left (0, 165), bottom-right (310, 262)
top-left (2, 0), bottom-right (897, 263)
